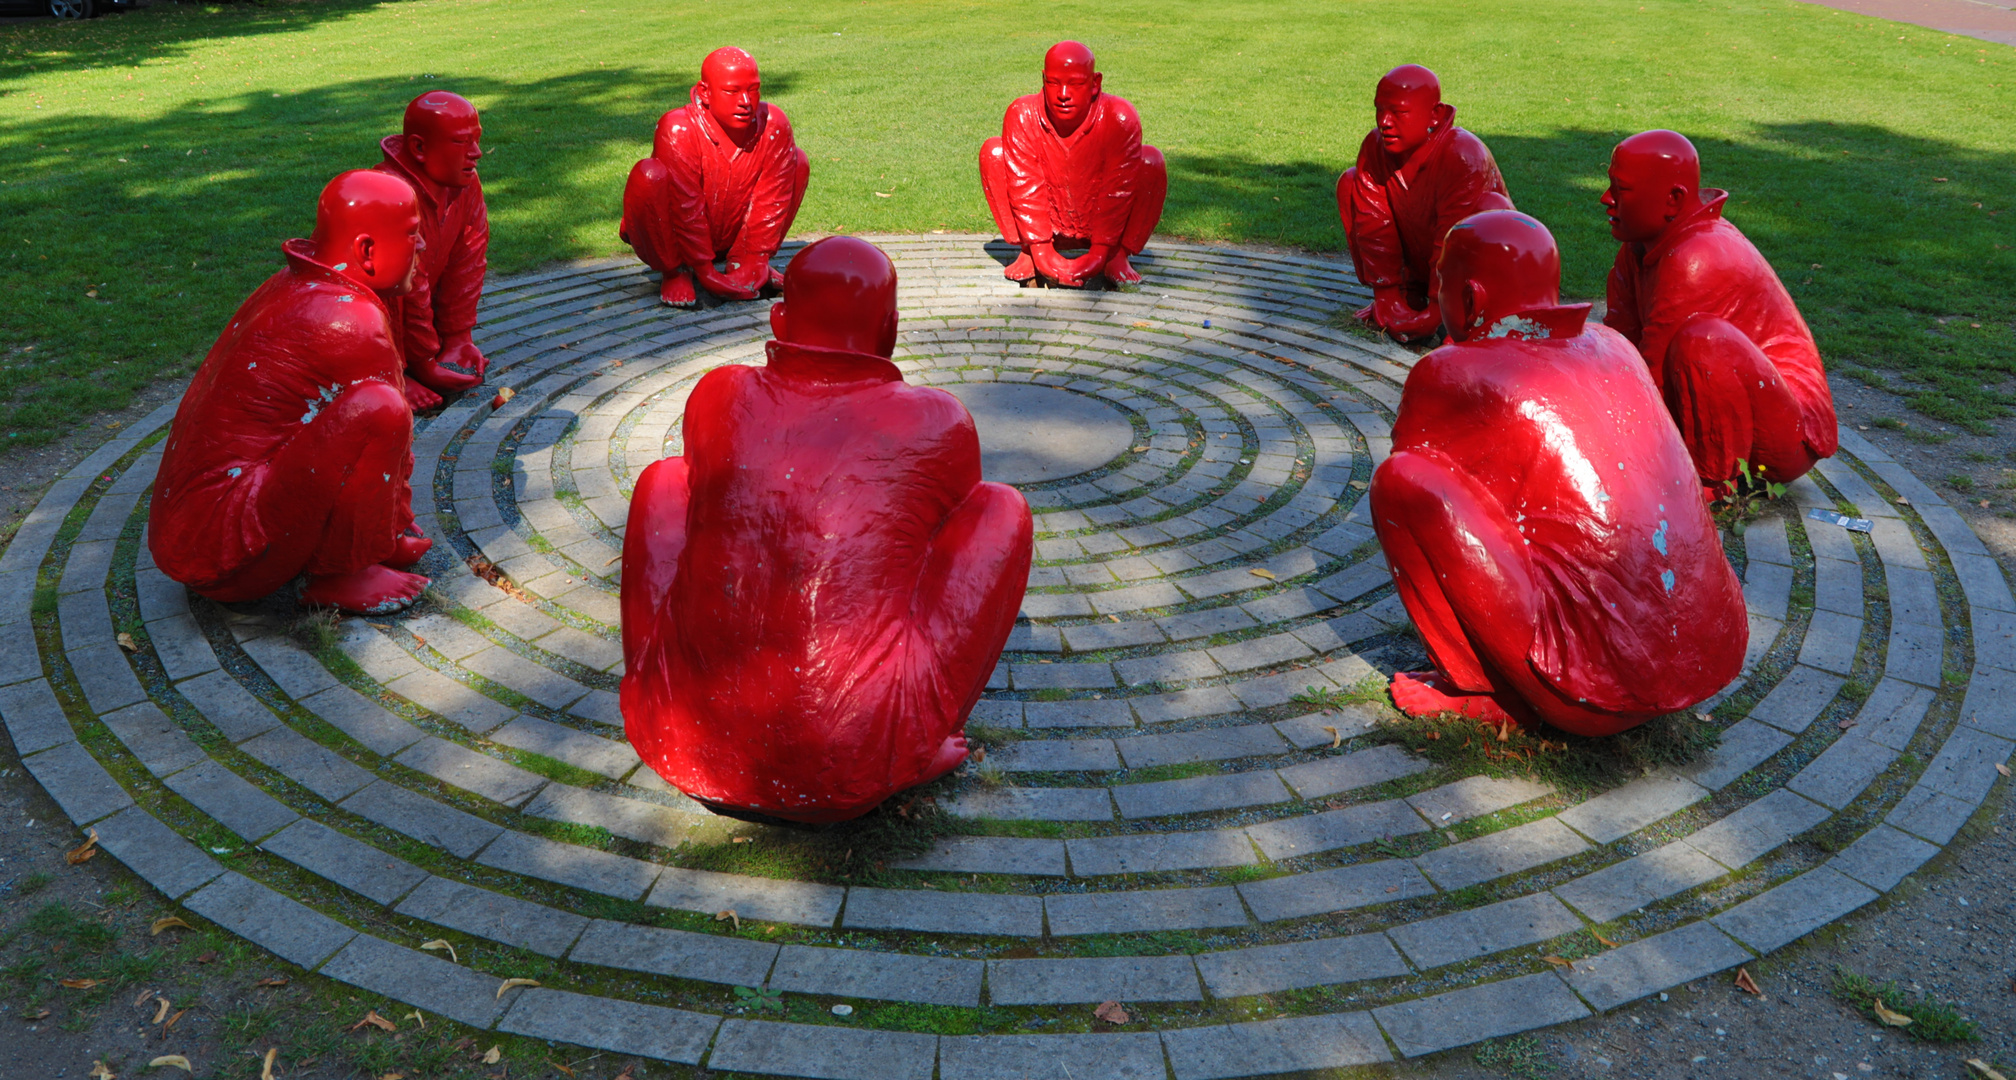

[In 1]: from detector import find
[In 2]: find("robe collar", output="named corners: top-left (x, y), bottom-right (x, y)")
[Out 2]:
top-left (1637, 188), bottom-right (1730, 269)
top-left (376, 133), bottom-right (466, 214)
top-left (1473, 302), bottom-right (1592, 342)
top-left (278, 238), bottom-right (392, 317)
top-left (1384, 102), bottom-right (1459, 191)
top-left (764, 340), bottom-right (903, 386)
top-left (687, 83), bottom-right (768, 156)
top-left (1037, 92), bottom-right (1108, 148)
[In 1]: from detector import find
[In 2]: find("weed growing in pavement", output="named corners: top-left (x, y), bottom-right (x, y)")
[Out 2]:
top-left (1475, 1034), bottom-right (1556, 1078)
top-left (287, 606), bottom-right (341, 653)
top-left (1831, 965), bottom-right (1981, 1042)
top-left (1366, 709), bottom-right (1719, 796)
top-left (1291, 675), bottom-right (1391, 711)
top-left (15, 871), bottom-right (53, 895)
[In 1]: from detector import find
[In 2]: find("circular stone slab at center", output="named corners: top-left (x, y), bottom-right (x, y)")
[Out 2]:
top-left (943, 382), bottom-right (1135, 485)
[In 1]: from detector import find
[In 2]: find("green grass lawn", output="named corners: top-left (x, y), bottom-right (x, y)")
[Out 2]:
top-left (2, 0), bottom-right (2013, 444)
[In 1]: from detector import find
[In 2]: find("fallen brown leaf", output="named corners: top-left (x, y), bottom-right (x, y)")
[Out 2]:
top-left (20, 1008), bottom-right (48, 1021)
top-left (1966, 1059), bottom-right (2010, 1080)
top-left (150, 917), bottom-right (192, 936)
top-left (1348, 479), bottom-right (1369, 490)
top-left (612, 1067), bottom-right (636, 1080)
top-left (148, 1058), bottom-right (193, 1073)
top-left (1872, 1000), bottom-right (1914, 1027)
top-left (67, 829), bottom-right (101, 864)
top-left (405, 1009), bottom-right (425, 1029)
top-left (717, 909), bottom-right (741, 930)
top-left (260, 1048), bottom-right (278, 1080)
top-left (380, 1074), bottom-right (405, 1080)
top-left (1593, 933), bottom-right (1620, 948)
top-left (1093, 1000), bottom-right (1131, 1024)
top-left (495, 977), bottom-right (540, 999)
top-left (481, 1045), bottom-right (503, 1064)
top-left (1539, 956), bottom-right (1575, 971)
top-left (194, 951), bottom-right (218, 965)
top-left (89, 1062), bottom-right (115, 1080)
top-left (162, 1007), bottom-right (188, 1035)
top-left (547, 1060), bottom-right (577, 1077)
top-left (1997, 763), bottom-right (2011, 778)
top-left (151, 997), bottom-right (170, 1024)
top-left (493, 387), bottom-right (516, 406)
top-left (255, 977), bottom-right (288, 988)
top-left (348, 1010), bottom-right (396, 1033)
top-left (419, 939), bottom-right (459, 963)
top-left (1734, 967), bottom-right (1762, 996)
top-left (116, 632), bottom-right (138, 652)
top-left (60, 978), bottom-right (103, 989)
top-left (1322, 725), bottom-right (1341, 749)
top-left (730, 836), bottom-right (753, 844)
top-left (1248, 568), bottom-right (1276, 580)
top-left (1838, 718), bottom-right (1858, 731)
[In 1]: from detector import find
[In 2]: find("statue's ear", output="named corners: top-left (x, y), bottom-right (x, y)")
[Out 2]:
top-left (770, 300), bottom-right (788, 341)
top-left (357, 235), bottom-right (378, 281)
top-left (406, 131), bottom-right (428, 163)
top-left (1090, 71), bottom-right (1104, 97)
top-left (1461, 280), bottom-right (1488, 340)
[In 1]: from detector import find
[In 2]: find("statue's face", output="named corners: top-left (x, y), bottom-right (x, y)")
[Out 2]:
top-left (1373, 88), bottom-right (1438, 157)
top-left (1042, 62), bottom-right (1101, 128)
top-left (1601, 156), bottom-right (1676, 244)
top-left (701, 64), bottom-right (763, 138)
top-left (412, 115), bottom-right (483, 188)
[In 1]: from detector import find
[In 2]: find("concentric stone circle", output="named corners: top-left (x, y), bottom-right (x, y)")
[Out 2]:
top-left (2, 234), bottom-right (2012, 1077)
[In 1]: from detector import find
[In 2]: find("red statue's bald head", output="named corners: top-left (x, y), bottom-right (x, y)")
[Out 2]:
top-left (770, 237), bottom-right (899, 357)
top-left (402, 90), bottom-right (482, 188)
top-left (1373, 64), bottom-right (1445, 160)
top-left (310, 170), bottom-right (425, 296)
top-left (698, 47), bottom-right (764, 141)
top-left (1603, 129), bottom-right (1703, 244)
top-left (1435, 210), bottom-right (1562, 342)
top-left (1041, 40), bottom-right (1103, 136)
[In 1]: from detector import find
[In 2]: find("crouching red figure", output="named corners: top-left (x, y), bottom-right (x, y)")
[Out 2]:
top-left (1370, 211), bottom-right (1745, 736)
top-left (620, 237), bottom-right (1034, 823)
top-left (150, 171), bottom-right (431, 616)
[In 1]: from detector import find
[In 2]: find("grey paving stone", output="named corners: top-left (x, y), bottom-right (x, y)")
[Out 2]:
top-left (1914, 725), bottom-right (2013, 805)
top-left (1557, 775), bottom-right (1708, 844)
top-left (708, 1020), bottom-right (937, 1080)
top-left (498, 988), bottom-right (719, 1064)
top-left (1884, 786), bottom-right (1974, 845)
top-left (1787, 734), bottom-right (1898, 810)
top-left (940, 1032), bottom-right (1164, 1080)
top-left (1229, 669), bottom-right (1338, 709)
top-left (648, 866), bottom-right (846, 926)
top-left (0, 678), bottom-right (69, 760)
top-left (396, 876), bottom-right (588, 958)
top-left (842, 887), bottom-right (1043, 937)
top-left (1044, 885), bottom-right (1248, 936)
top-left (521, 784), bottom-right (699, 847)
top-left (568, 919), bottom-right (778, 987)
top-left (1405, 775), bottom-right (1555, 827)
top-left (461, 645), bottom-right (592, 709)
top-left (297, 686), bottom-right (425, 756)
top-left (1951, 552), bottom-right (2016, 613)
top-left (479, 829), bottom-right (660, 900)
top-left (987, 955), bottom-right (1201, 1005)
top-left (239, 726), bottom-right (376, 802)
top-left (1563, 920), bottom-right (1754, 1012)
top-left (1886, 619), bottom-right (1945, 687)
top-left (944, 786), bottom-right (1113, 821)
top-left (338, 780), bottom-right (504, 860)
top-left (1276, 744), bottom-right (1430, 799)
top-left (1743, 515), bottom-right (1793, 565)
top-left (1116, 724), bottom-right (1289, 769)
top-left (163, 759), bottom-right (300, 841)
top-left (184, 872), bottom-right (356, 969)
top-left (1246, 799), bottom-right (1428, 861)
top-left (1678, 718), bottom-right (1794, 791)
top-left (990, 738), bottom-right (1120, 772)
top-left (1272, 707), bottom-right (1381, 749)
top-left (1372, 971), bottom-right (1589, 1058)
top-left (1113, 770), bottom-right (1291, 818)
top-left (1132, 686), bottom-right (1242, 724)
top-left (318, 934), bottom-right (509, 1029)
top-left (238, 635), bottom-right (343, 699)
top-left (1797, 611), bottom-right (1863, 675)
top-left (1387, 892), bottom-right (1586, 970)
top-left (1746, 665), bottom-right (1844, 733)
top-left (1978, 608), bottom-right (2016, 673)
top-left (1683, 789), bottom-right (1832, 869)
top-left (261, 819), bottom-right (427, 906)
top-left (394, 737), bottom-right (548, 807)
top-left (1743, 560), bottom-right (1794, 622)
top-left (1714, 865), bottom-right (1880, 952)
top-left (91, 806), bottom-right (224, 900)
top-left (176, 669), bottom-right (281, 744)
top-left (1552, 841), bottom-right (1727, 922)
top-left (96, 702), bottom-right (206, 777)
top-left (1961, 665), bottom-right (2016, 740)
top-left (1021, 699), bottom-right (1134, 728)
top-left (1112, 650), bottom-right (1223, 686)
top-left (1068, 829), bottom-right (1258, 875)
top-left (769, 943), bottom-right (984, 1006)
top-left (1012, 662), bottom-right (1115, 690)
top-left (1195, 934), bottom-right (1410, 998)
top-left (889, 836), bottom-right (1068, 877)
top-left (1813, 557), bottom-right (1865, 616)
top-left (490, 714), bottom-right (638, 779)
top-left (1415, 818), bottom-right (1589, 890)
top-left (1163, 1012), bottom-right (1392, 1079)
top-left (68, 643), bottom-right (146, 714)
top-left (1827, 824), bottom-right (1939, 892)
top-left (1207, 633), bottom-right (1314, 673)
top-left (1238, 860), bottom-right (1434, 923)
top-left (382, 667), bottom-right (517, 734)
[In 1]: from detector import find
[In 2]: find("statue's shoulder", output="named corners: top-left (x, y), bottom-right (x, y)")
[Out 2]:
top-left (1004, 93), bottom-right (1046, 123)
top-left (1443, 126), bottom-right (1501, 171)
top-left (1099, 93), bottom-right (1141, 125)
top-left (763, 101), bottom-right (795, 135)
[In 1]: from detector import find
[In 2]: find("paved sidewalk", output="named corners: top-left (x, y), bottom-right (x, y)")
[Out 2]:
top-left (1803, 0), bottom-right (2016, 46)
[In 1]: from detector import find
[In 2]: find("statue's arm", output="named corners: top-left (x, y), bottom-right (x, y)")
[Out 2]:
top-left (1340, 138), bottom-right (1405, 289)
top-left (431, 181), bottom-right (489, 341)
top-left (1002, 104), bottom-right (1054, 244)
top-left (733, 108), bottom-right (799, 259)
top-left (1086, 106), bottom-right (1142, 252)
top-left (652, 114), bottom-right (720, 270)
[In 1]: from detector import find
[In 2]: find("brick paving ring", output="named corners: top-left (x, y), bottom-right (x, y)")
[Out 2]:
top-left (4, 234), bottom-right (2013, 1077)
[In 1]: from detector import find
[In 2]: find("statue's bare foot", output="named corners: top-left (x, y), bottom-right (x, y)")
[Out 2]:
top-left (1390, 671), bottom-right (1516, 724)
top-left (922, 732), bottom-right (971, 783)
top-left (660, 271), bottom-right (698, 308)
top-left (1003, 252), bottom-right (1037, 282)
top-left (402, 378), bottom-right (443, 412)
top-left (1105, 251), bottom-right (1143, 287)
top-left (386, 532), bottom-right (432, 569)
top-left (766, 266), bottom-right (786, 292)
top-left (1353, 303), bottom-right (1377, 325)
top-left (300, 564), bottom-right (429, 615)
top-left (409, 356), bottom-right (482, 396)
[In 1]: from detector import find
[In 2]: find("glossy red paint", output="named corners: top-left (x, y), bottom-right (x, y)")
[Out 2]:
top-left (979, 41), bottom-right (1166, 288)
top-left (1337, 64), bottom-right (1513, 343)
top-left (620, 237), bottom-right (1034, 823)
top-left (149, 170), bottom-right (431, 616)
top-left (1370, 211), bottom-right (1746, 736)
top-left (1603, 130), bottom-right (1837, 488)
top-left (375, 90), bottom-right (490, 410)
top-left (621, 47), bottom-right (810, 307)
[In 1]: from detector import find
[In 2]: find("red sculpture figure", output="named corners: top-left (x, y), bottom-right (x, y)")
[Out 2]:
top-left (620, 237), bottom-right (1034, 823)
top-left (373, 90), bottom-right (491, 411)
top-left (620, 47), bottom-right (810, 308)
top-left (1370, 210), bottom-right (1745, 736)
top-left (978, 40), bottom-right (1167, 288)
top-left (1603, 130), bottom-right (1837, 490)
top-left (149, 171), bottom-right (432, 616)
top-left (1337, 64), bottom-right (1513, 342)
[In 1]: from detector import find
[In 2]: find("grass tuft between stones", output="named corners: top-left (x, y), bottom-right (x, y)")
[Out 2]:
top-left (1364, 708), bottom-right (1719, 797)
top-left (1829, 964), bottom-right (1981, 1043)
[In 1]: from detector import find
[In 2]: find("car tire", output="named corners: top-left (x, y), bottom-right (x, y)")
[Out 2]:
top-left (49, 0), bottom-right (95, 17)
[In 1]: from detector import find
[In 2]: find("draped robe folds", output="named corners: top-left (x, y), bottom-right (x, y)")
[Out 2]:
top-left (373, 135), bottom-right (489, 367)
top-left (1339, 104), bottom-right (1512, 296)
top-left (622, 90), bottom-right (805, 272)
top-left (620, 340), bottom-right (1033, 823)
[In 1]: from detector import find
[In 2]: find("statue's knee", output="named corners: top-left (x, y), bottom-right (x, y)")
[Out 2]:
top-left (1370, 451), bottom-right (1453, 516)
top-left (626, 157), bottom-right (669, 202)
top-left (329, 380), bottom-right (412, 441)
top-left (1666, 314), bottom-right (1756, 381)
top-left (1139, 145), bottom-right (1166, 174)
